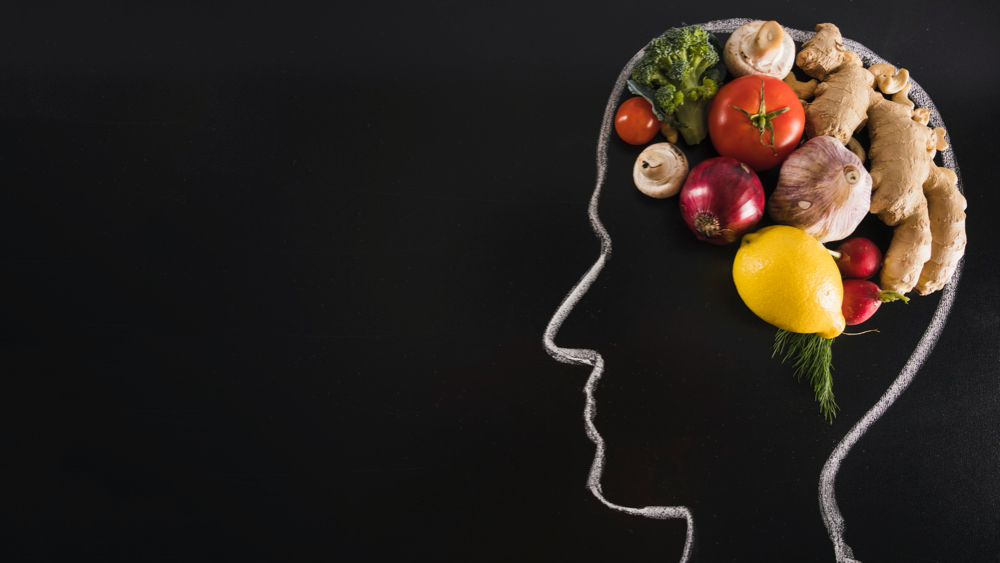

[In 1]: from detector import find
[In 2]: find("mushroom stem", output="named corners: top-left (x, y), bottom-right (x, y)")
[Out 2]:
top-left (755, 21), bottom-right (785, 56)
top-left (640, 153), bottom-right (670, 182)
top-left (725, 20), bottom-right (795, 78)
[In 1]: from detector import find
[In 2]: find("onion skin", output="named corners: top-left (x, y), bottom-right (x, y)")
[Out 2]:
top-left (679, 156), bottom-right (765, 245)
top-left (768, 136), bottom-right (872, 243)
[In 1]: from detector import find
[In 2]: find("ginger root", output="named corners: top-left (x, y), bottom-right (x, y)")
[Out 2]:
top-left (782, 71), bottom-right (818, 100)
top-left (798, 23), bottom-right (967, 296)
top-left (795, 23), bottom-right (850, 80)
top-left (797, 25), bottom-right (878, 144)
top-left (866, 96), bottom-right (935, 226)
top-left (846, 137), bottom-right (866, 163)
top-left (866, 95), bottom-right (968, 294)
top-left (920, 166), bottom-right (966, 293)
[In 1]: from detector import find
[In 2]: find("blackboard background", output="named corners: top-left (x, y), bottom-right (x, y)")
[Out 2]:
top-left (2, 2), bottom-right (998, 562)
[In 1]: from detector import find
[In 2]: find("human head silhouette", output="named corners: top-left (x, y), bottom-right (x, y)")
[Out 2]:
top-left (544, 19), bottom-right (963, 562)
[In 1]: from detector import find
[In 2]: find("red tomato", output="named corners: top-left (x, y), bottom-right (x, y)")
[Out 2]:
top-left (615, 97), bottom-right (659, 145)
top-left (708, 75), bottom-right (805, 171)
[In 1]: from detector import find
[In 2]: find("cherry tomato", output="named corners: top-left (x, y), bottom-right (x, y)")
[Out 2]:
top-left (707, 75), bottom-right (805, 171)
top-left (615, 97), bottom-right (660, 145)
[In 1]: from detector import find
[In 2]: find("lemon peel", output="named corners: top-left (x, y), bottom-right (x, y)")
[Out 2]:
top-left (733, 225), bottom-right (845, 338)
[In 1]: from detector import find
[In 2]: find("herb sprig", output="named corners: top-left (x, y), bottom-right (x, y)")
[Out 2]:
top-left (773, 330), bottom-right (837, 423)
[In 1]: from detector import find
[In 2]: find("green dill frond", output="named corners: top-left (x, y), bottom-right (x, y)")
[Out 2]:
top-left (773, 329), bottom-right (838, 423)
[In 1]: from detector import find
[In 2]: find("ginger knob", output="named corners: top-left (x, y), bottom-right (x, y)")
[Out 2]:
top-left (868, 63), bottom-right (910, 94)
top-left (933, 128), bottom-right (949, 152)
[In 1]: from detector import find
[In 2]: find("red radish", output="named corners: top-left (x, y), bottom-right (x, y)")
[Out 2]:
top-left (678, 156), bottom-right (765, 244)
top-left (842, 279), bottom-right (909, 325)
top-left (832, 237), bottom-right (882, 279)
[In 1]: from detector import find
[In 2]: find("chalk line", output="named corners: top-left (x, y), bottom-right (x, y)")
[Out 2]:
top-left (543, 19), bottom-right (964, 563)
top-left (541, 44), bottom-right (695, 562)
top-left (780, 23), bottom-right (964, 563)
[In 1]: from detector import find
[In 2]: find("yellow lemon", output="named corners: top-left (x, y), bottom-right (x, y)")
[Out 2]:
top-left (733, 225), bottom-right (845, 339)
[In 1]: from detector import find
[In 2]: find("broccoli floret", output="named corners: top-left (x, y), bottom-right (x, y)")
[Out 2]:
top-left (667, 59), bottom-right (691, 82)
top-left (688, 77), bottom-right (718, 102)
top-left (630, 26), bottom-right (721, 145)
top-left (653, 84), bottom-right (685, 115)
top-left (631, 60), bottom-right (669, 88)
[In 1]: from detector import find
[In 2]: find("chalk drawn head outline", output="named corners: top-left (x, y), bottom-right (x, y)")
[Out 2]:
top-left (542, 19), bottom-right (964, 563)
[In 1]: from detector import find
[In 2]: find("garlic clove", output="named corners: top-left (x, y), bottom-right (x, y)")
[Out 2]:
top-left (767, 136), bottom-right (873, 243)
top-left (633, 142), bottom-right (689, 198)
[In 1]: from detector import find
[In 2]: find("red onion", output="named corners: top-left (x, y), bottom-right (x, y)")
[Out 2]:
top-left (679, 156), bottom-right (765, 245)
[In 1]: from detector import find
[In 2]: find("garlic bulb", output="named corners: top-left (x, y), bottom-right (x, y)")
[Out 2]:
top-left (768, 136), bottom-right (872, 243)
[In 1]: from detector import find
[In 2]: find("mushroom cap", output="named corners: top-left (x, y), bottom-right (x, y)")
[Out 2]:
top-left (723, 20), bottom-right (796, 79)
top-left (633, 142), bottom-right (689, 198)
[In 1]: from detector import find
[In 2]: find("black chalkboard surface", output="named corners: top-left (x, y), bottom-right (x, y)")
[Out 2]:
top-left (2, 3), bottom-right (998, 562)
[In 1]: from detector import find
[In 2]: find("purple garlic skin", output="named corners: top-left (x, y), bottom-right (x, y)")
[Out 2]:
top-left (768, 135), bottom-right (872, 243)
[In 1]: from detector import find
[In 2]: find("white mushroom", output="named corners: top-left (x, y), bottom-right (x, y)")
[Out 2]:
top-left (723, 20), bottom-right (796, 78)
top-left (633, 142), bottom-right (688, 198)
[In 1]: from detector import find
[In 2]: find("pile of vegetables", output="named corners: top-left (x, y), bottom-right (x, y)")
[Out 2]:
top-left (617, 21), bottom-right (967, 421)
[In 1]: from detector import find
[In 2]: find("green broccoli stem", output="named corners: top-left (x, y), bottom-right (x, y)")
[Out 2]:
top-left (674, 101), bottom-right (709, 145)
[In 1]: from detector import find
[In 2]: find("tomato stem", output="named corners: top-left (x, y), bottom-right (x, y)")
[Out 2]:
top-left (729, 79), bottom-right (791, 155)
